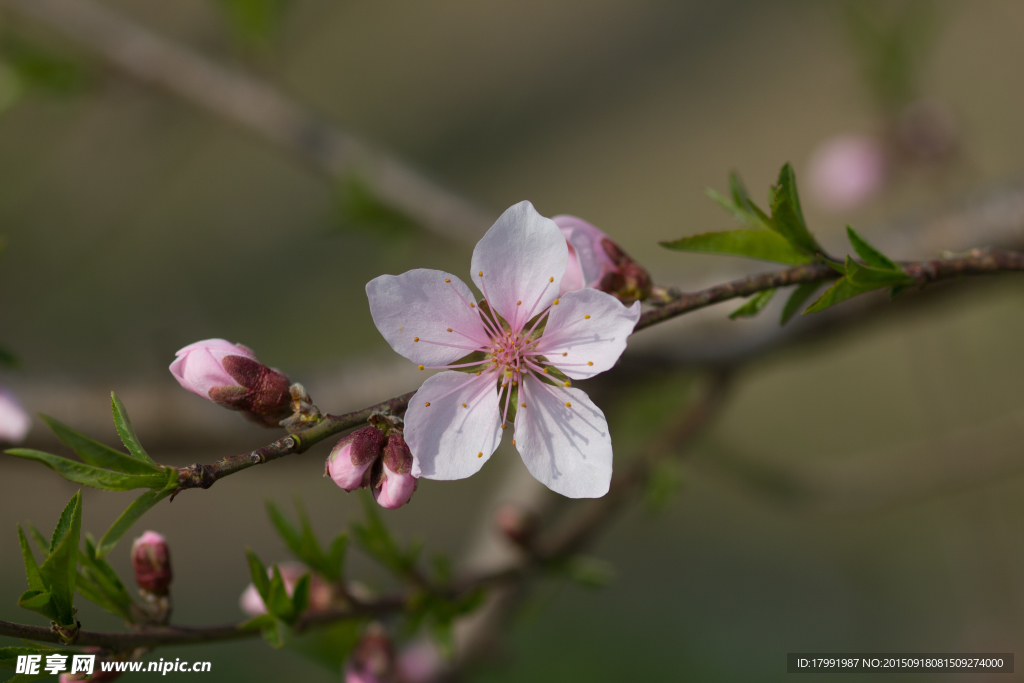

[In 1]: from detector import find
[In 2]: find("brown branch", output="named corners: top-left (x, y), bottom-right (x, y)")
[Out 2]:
top-left (0, 0), bottom-right (491, 244)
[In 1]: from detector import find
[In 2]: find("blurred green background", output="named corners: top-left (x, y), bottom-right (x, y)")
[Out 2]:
top-left (3, 0), bottom-right (1024, 680)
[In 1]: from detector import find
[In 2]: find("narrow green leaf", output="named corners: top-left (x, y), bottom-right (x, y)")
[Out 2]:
top-left (660, 229), bottom-right (812, 265)
top-left (26, 524), bottom-right (48, 555)
top-left (246, 549), bottom-right (270, 602)
top-left (351, 491), bottom-right (414, 576)
top-left (266, 565), bottom-right (294, 620)
top-left (110, 393), bottom-right (158, 466)
top-left (290, 573), bottom-right (310, 620)
top-left (96, 488), bottom-right (172, 558)
top-left (261, 619), bottom-right (288, 649)
top-left (780, 282), bottom-right (824, 325)
top-left (17, 590), bottom-right (54, 616)
top-left (17, 526), bottom-right (44, 592)
top-left (729, 289), bottom-right (776, 319)
top-left (238, 613), bottom-right (276, 631)
top-left (844, 256), bottom-right (912, 289)
top-left (40, 415), bottom-right (160, 474)
top-left (728, 172), bottom-right (772, 228)
top-left (5, 449), bottom-right (166, 490)
top-left (706, 188), bottom-right (757, 228)
top-left (803, 277), bottom-right (864, 314)
top-left (266, 499), bottom-right (343, 582)
top-left (266, 501), bottom-right (305, 558)
top-left (768, 163), bottom-right (824, 255)
top-left (75, 571), bottom-right (121, 618)
top-left (326, 536), bottom-right (347, 583)
top-left (38, 491), bottom-right (81, 627)
top-left (846, 226), bottom-right (901, 272)
top-left (79, 537), bottom-right (134, 618)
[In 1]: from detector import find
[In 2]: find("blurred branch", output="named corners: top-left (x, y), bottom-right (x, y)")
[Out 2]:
top-left (0, 0), bottom-right (492, 243)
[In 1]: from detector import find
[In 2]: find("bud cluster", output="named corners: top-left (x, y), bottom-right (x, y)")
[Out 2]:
top-left (326, 423), bottom-right (417, 510)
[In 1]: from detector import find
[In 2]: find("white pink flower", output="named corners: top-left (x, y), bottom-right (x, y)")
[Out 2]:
top-left (0, 387), bottom-right (30, 443)
top-left (807, 134), bottom-right (887, 211)
top-left (366, 201), bottom-right (640, 499)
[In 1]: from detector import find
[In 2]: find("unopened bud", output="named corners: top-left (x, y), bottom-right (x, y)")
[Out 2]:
top-left (554, 215), bottom-right (652, 303)
top-left (131, 531), bottom-right (172, 597)
top-left (239, 562), bottom-right (334, 616)
top-left (345, 624), bottom-right (396, 683)
top-left (169, 339), bottom-right (292, 427)
top-left (372, 434), bottom-right (417, 510)
top-left (495, 504), bottom-right (539, 548)
top-left (326, 426), bottom-right (387, 492)
top-left (807, 134), bottom-right (887, 211)
top-left (0, 387), bottom-right (30, 444)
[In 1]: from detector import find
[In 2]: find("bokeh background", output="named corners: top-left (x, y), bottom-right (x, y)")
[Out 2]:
top-left (3, 0), bottom-right (1024, 680)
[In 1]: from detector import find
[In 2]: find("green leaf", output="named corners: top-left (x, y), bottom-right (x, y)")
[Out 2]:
top-left (844, 256), bottom-right (912, 289)
top-left (5, 449), bottom-right (166, 490)
top-left (326, 536), bottom-right (347, 584)
top-left (266, 499), bottom-right (344, 582)
top-left (17, 526), bottom-right (44, 593)
top-left (266, 565), bottom-right (295, 620)
top-left (803, 277), bottom-right (863, 314)
top-left (780, 282), bottom-right (824, 325)
top-left (660, 230), bottom-right (812, 265)
top-left (286, 621), bottom-right (364, 673)
top-left (351, 492), bottom-right (417, 577)
top-left (729, 288), bottom-right (776, 319)
top-left (26, 524), bottom-right (48, 555)
top-left (17, 589), bottom-right (56, 621)
top-left (96, 488), bottom-right (172, 558)
top-left (110, 393), bottom-right (158, 466)
top-left (77, 537), bottom-right (134, 619)
top-left (246, 549), bottom-right (270, 602)
top-left (846, 226), bottom-right (900, 271)
top-left (768, 163), bottom-right (824, 255)
top-left (290, 573), bottom-right (310, 620)
top-left (728, 172), bottom-right (773, 228)
top-left (261, 619), bottom-right (288, 649)
top-left (38, 491), bottom-right (81, 627)
top-left (40, 415), bottom-right (160, 475)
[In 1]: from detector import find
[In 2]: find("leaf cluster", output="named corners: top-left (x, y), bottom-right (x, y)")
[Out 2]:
top-left (17, 491), bottom-right (82, 629)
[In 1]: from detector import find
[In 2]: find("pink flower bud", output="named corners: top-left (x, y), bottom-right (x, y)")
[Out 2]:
top-left (807, 134), bottom-right (887, 211)
top-left (169, 339), bottom-right (292, 427)
top-left (554, 215), bottom-right (652, 302)
top-left (0, 387), bottom-right (30, 443)
top-left (397, 639), bottom-right (444, 683)
top-left (345, 624), bottom-right (395, 683)
top-left (326, 426), bottom-right (387, 492)
top-left (371, 434), bottom-right (417, 510)
top-left (239, 562), bottom-right (334, 616)
top-left (131, 531), bottom-right (172, 597)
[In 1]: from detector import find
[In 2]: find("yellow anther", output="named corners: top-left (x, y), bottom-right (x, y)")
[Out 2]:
top-left (517, 300), bottom-right (522, 306)
top-left (447, 328), bottom-right (452, 332)
top-left (587, 361), bottom-right (594, 366)
top-left (417, 365), bottom-right (424, 370)
top-left (470, 302), bottom-right (476, 308)
top-left (478, 271), bottom-right (483, 276)
top-left (565, 401), bottom-right (572, 407)
top-left (542, 368), bottom-right (549, 374)
top-left (584, 315), bottom-right (590, 319)
top-left (562, 352), bottom-right (568, 357)
top-left (563, 381), bottom-right (571, 387)
top-left (553, 299), bottom-right (560, 305)
top-left (549, 276), bottom-right (554, 282)
top-left (512, 439), bottom-right (516, 446)
top-left (462, 402), bottom-right (467, 408)
top-left (476, 371), bottom-right (482, 376)
top-left (413, 337), bottom-right (420, 342)
top-left (477, 452), bottom-right (483, 458)
top-left (425, 402), bottom-right (431, 407)
top-left (520, 403), bottom-right (526, 408)
top-left (445, 278), bottom-right (451, 283)
top-left (501, 424), bottom-right (507, 429)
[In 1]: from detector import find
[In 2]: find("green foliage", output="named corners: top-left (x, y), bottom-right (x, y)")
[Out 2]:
top-left (5, 397), bottom-right (174, 493)
top-left (662, 165), bottom-right (826, 265)
top-left (729, 288), bottom-right (776, 319)
top-left (803, 228), bottom-right (911, 314)
top-left (780, 281), bottom-right (823, 325)
top-left (96, 489), bottom-right (173, 558)
top-left (244, 549), bottom-right (311, 647)
top-left (18, 491), bottom-right (82, 628)
top-left (286, 621), bottom-right (365, 674)
top-left (350, 491), bottom-right (421, 578)
top-left (335, 175), bottom-right (419, 240)
top-left (266, 499), bottom-right (346, 582)
top-left (76, 536), bottom-right (136, 621)
top-left (661, 230), bottom-right (811, 265)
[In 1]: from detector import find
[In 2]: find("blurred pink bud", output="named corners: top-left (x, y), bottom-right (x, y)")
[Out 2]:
top-left (346, 624), bottom-right (395, 683)
top-left (554, 215), bottom-right (652, 302)
top-left (131, 531), bottom-right (172, 596)
top-left (169, 339), bottom-right (292, 427)
top-left (0, 387), bottom-right (29, 443)
top-left (397, 639), bottom-right (444, 683)
top-left (372, 434), bottom-right (417, 510)
top-left (807, 134), bottom-right (887, 211)
top-left (239, 562), bottom-right (333, 616)
top-left (326, 426), bottom-right (388, 492)
top-left (495, 503), bottom-right (539, 548)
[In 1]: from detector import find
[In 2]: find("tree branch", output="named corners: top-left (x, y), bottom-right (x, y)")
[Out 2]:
top-left (0, 0), bottom-right (492, 244)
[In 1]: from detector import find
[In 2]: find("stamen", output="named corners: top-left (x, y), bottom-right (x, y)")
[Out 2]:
top-left (414, 337), bottom-right (420, 342)
top-left (584, 315), bottom-right (590, 319)
top-left (553, 299), bottom-right (560, 305)
top-left (501, 424), bottom-right (507, 429)
top-left (520, 403), bottom-right (526, 408)
top-left (478, 271), bottom-right (483, 276)
top-left (447, 328), bottom-right (452, 332)
top-left (543, 368), bottom-right (549, 374)
top-left (512, 439), bottom-right (516, 446)
top-left (565, 402), bottom-right (572, 407)
top-left (517, 300), bottom-right (522, 306)
top-left (588, 361), bottom-right (594, 366)
top-left (562, 352), bottom-right (568, 356)
top-left (563, 381), bottom-right (571, 387)
top-left (425, 402), bottom-right (431, 407)
top-left (549, 277), bottom-right (554, 282)
top-left (477, 452), bottom-right (483, 458)
top-left (445, 278), bottom-right (451, 283)
top-left (418, 365), bottom-right (424, 370)
top-left (462, 403), bottom-right (467, 408)
top-left (417, 339), bottom-right (486, 352)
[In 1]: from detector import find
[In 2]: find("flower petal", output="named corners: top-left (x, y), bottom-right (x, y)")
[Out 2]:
top-left (367, 269), bottom-right (488, 366)
top-left (514, 374), bottom-right (612, 498)
top-left (533, 288), bottom-right (640, 380)
top-left (404, 370), bottom-right (503, 480)
top-left (471, 201), bottom-right (568, 332)
top-left (554, 215), bottom-right (616, 288)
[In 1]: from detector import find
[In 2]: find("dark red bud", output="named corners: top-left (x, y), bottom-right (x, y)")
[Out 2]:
top-left (217, 355), bottom-right (292, 426)
top-left (131, 531), bottom-right (172, 597)
top-left (382, 434), bottom-right (413, 475)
